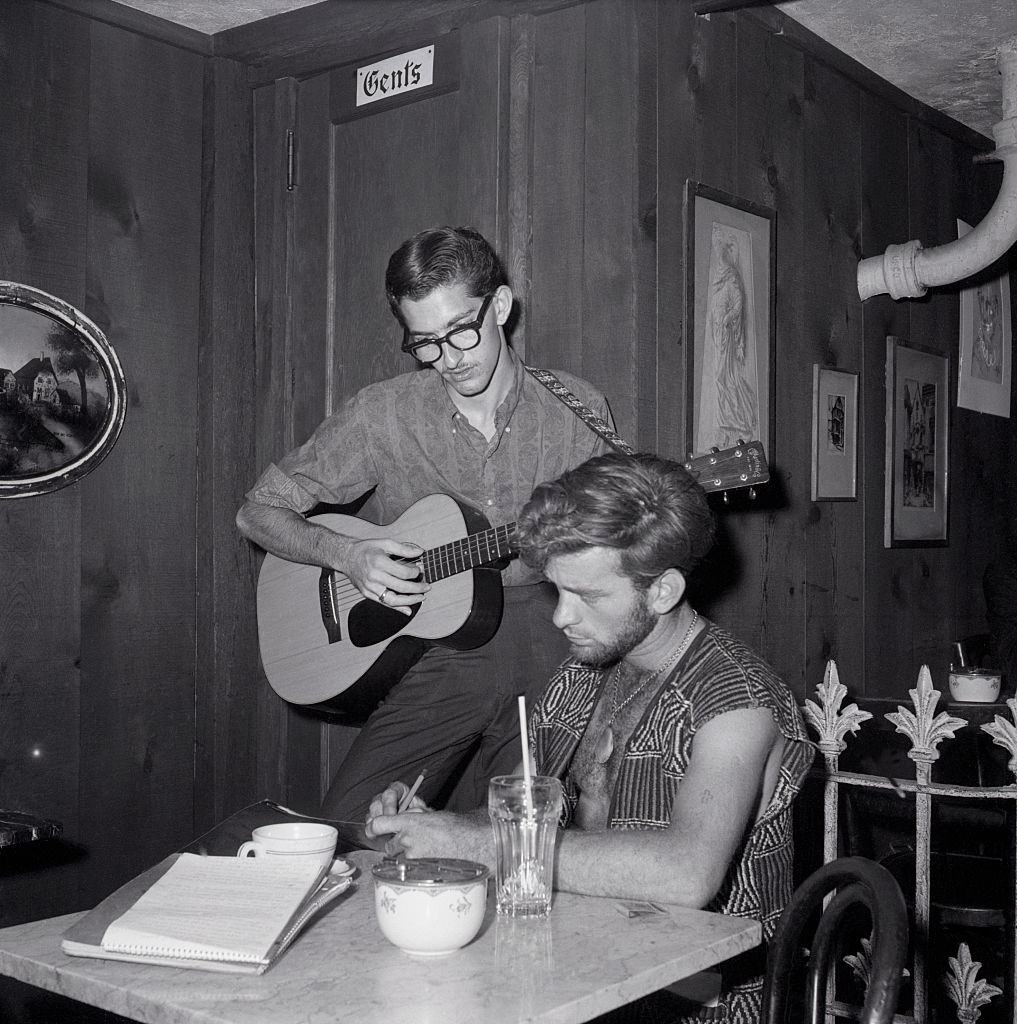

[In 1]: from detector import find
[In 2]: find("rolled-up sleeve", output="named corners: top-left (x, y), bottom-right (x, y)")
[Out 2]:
top-left (244, 393), bottom-right (379, 513)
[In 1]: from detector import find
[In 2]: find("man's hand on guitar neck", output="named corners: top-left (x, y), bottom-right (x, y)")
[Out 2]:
top-left (237, 499), bottom-right (428, 615)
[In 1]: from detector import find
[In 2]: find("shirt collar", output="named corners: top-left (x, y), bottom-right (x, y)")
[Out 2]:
top-left (431, 348), bottom-right (525, 429)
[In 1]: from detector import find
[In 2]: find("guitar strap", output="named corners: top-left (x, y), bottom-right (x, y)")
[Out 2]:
top-left (524, 365), bottom-right (636, 457)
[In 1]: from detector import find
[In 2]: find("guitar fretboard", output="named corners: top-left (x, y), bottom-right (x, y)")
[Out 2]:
top-left (421, 523), bottom-right (520, 583)
top-left (408, 443), bottom-right (768, 586)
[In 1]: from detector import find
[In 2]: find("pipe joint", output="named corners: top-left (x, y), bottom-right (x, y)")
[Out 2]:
top-left (857, 239), bottom-right (927, 301)
top-left (883, 240), bottom-right (927, 299)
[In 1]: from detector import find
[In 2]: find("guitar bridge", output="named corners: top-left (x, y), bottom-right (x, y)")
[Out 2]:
top-left (318, 570), bottom-right (343, 644)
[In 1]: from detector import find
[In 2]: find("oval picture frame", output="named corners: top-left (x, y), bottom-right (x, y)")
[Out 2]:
top-left (0, 281), bottom-right (127, 498)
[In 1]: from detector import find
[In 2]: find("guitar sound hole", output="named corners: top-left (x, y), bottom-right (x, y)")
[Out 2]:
top-left (348, 599), bottom-right (419, 648)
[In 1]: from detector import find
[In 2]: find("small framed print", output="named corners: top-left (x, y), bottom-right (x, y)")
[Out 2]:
top-left (884, 337), bottom-right (949, 547)
top-left (811, 366), bottom-right (858, 501)
top-left (956, 220), bottom-right (1011, 418)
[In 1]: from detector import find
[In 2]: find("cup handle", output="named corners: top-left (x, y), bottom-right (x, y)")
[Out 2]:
top-left (237, 841), bottom-right (261, 858)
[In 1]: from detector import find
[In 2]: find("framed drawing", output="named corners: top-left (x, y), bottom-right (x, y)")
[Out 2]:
top-left (684, 181), bottom-right (775, 461)
top-left (811, 365), bottom-right (858, 501)
top-left (884, 337), bottom-right (949, 547)
top-left (0, 281), bottom-right (127, 498)
top-left (956, 219), bottom-right (1012, 418)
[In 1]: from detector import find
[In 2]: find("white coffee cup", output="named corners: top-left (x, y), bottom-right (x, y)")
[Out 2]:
top-left (237, 822), bottom-right (338, 871)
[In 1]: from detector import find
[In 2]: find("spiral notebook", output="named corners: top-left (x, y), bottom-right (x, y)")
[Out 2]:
top-left (61, 852), bottom-right (352, 974)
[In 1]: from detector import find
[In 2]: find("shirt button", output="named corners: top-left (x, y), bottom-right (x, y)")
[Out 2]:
top-left (505, 426), bottom-right (511, 433)
top-left (486, 500), bottom-right (493, 506)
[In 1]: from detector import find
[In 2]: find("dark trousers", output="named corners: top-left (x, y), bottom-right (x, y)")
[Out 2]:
top-left (320, 582), bottom-right (568, 822)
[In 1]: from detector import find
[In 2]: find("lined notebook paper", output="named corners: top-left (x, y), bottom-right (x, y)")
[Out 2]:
top-left (62, 852), bottom-right (351, 973)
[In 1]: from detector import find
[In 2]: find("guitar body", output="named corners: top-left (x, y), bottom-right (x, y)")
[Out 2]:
top-left (256, 494), bottom-right (504, 715)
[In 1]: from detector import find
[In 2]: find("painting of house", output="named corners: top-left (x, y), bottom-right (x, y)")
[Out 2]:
top-left (0, 294), bottom-right (122, 489)
top-left (15, 356), bottom-right (59, 405)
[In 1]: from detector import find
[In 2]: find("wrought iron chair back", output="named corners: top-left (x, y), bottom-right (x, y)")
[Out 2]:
top-left (763, 856), bottom-right (909, 1024)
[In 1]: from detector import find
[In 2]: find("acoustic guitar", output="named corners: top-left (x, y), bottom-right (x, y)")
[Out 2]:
top-left (256, 441), bottom-right (768, 715)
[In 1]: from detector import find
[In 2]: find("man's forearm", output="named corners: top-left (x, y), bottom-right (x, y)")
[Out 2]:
top-left (553, 829), bottom-right (717, 908)
top-left (236, 501), bottom-right (352, 571)
top-left (384, 811), bottom-right (717, 909)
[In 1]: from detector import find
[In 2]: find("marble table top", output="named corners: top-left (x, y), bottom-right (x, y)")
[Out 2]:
top-left (0, 851), bottom-right (760, 1024)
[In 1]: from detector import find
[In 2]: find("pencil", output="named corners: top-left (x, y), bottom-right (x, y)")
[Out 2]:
top-left (398, 771), bottom-right (426, 812)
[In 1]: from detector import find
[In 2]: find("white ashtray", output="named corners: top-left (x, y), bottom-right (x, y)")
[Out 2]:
top-left (948, 670), bottom-right (1001, 703)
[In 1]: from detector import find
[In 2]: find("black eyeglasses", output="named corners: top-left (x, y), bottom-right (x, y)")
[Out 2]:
top-left (400, 292), bottom-right (495, 365)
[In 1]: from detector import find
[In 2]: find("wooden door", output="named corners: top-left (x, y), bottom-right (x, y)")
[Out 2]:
top-left (304, 19), bottom-right (509, 411)
top-left (252, 16), bottom-right (511, 806)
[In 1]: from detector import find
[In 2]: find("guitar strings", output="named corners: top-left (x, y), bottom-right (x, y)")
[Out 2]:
top-left (325, 523), bottom-right (520, 613)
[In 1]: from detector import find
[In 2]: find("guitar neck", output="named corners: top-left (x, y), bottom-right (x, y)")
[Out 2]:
top-left (416, 440), bottom-right (769, 583)
top-left (421, 522), bottom-right (519, 582)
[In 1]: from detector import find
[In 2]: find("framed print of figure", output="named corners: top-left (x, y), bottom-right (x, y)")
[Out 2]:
top-left (683, 181), bottom-right (775, 461)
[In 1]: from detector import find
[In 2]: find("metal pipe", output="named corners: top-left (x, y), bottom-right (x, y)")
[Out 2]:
top-left (858, 38), bottom-right (1017, 301)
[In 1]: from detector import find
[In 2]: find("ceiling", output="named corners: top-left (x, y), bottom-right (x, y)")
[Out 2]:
top-left (108, 0), bottom-right (1016, 140)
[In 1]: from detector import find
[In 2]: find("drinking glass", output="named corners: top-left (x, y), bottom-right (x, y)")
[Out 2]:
top-left (488, 775), bottom-right (562, 917)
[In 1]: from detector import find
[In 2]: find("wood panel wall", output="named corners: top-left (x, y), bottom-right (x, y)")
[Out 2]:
top-left (0, 0), bottom-right (208, 925)
top-left (1, 0), bottom-right (1014, 934)
top-left (231, 0), bottom-right (1015, 805)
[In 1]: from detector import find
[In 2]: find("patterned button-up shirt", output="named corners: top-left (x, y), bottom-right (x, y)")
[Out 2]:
top-left (245, 352), bottom-right (612, 586)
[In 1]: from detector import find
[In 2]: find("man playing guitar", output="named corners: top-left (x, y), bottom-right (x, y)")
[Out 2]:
top-left (237, 225), bottom-right (612, 822)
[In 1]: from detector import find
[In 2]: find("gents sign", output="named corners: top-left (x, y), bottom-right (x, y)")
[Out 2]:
top-left (356, 46), bottom-right (434, 107)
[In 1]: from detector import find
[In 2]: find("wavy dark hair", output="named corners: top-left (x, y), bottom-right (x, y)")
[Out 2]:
top-left (517, 453), bottom-right (716, 587)
top-left (385, 226), bottom-right (508, 323)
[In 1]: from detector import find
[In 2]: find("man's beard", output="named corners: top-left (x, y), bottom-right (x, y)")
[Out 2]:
top-left (570, 594), bottom-right (656, 669)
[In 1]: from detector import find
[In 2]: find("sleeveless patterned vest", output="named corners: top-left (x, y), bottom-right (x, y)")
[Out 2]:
top-left (530, 623), bottom-right (814, 939)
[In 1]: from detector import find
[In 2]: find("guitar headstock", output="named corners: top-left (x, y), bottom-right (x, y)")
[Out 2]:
top-left (685, 441), bottom-right (769, 500)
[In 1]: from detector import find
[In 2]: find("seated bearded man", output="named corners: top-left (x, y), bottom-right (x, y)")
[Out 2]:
top-left (366, 452), bottom-right (814, 1023)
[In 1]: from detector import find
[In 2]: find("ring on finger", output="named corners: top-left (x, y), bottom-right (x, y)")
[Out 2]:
top-left (380, 587), bottom-right (389, 604)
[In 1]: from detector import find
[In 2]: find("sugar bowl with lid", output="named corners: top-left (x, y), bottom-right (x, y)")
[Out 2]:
top-left (948, 668), bottom-right (1002, 703)
top-left (372, 857), bottom-right (489, 956)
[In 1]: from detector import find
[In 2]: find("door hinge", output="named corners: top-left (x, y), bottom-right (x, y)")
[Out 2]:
top-left (286, 129), bottom-right (295, 192)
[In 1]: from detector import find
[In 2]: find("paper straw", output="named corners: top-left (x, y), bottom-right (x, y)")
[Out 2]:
top-left (518, 695), bottom-right (534, 824)
top-left (518, 695), bottom-right (532, 787)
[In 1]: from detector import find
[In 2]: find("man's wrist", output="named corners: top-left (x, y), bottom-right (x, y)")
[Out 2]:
top-left (311, 524), bottom-right (351, 572)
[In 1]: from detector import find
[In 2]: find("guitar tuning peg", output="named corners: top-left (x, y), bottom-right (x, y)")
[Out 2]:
top-left (748, 487), bottom-right (757, 500)
top-left (722, 490), bottom-right (730, 505)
